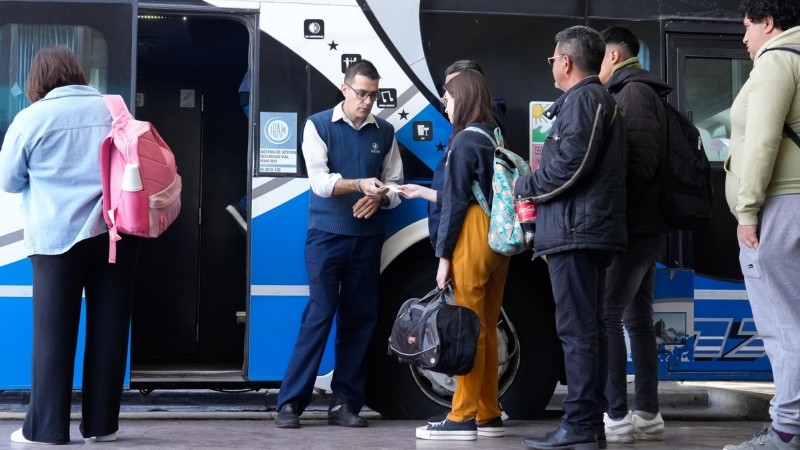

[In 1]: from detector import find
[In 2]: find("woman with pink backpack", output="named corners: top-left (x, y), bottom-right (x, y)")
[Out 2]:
top-left (0, 45), bottom-right (141, 445)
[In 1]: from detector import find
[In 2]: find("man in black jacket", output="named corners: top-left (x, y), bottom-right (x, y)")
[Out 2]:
top-left (597, 26), bottom-right (671, 444)
top-left (516, 26), bottom-right (627, 450)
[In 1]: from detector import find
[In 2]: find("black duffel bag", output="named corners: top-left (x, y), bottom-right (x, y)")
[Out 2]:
top-left (387, 283), bottom-right (480, 376)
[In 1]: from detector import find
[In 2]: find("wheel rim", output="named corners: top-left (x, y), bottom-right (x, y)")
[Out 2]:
top-left (408, 307), bottom-right (522, 407)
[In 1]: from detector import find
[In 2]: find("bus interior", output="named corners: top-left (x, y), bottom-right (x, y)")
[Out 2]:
top-left (131, 12), bottom-right (251, 386)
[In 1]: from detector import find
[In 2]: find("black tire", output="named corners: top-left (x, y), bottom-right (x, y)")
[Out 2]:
top-left (365, 245), bottom-right (561, 419)
top-left (497, 255), bottom-right (561, 419)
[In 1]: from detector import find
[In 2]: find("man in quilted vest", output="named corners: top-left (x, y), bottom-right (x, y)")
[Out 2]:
top-left (274, 59), bottom-right (403, 429)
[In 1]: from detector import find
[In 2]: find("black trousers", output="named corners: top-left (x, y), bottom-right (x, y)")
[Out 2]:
top-left (548, 249), bottom-right (613, 436)
top-left (23, 233), bottom-right (140, 444)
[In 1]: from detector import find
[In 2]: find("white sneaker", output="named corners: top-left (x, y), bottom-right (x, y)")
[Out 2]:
top-left (632, 411), bottom-right (665, 441)
top-left (603, 412), bottom-right (635, 443)
top-left (10, 428), bottom-right (55, 445)
top-left (94, 433), bottom-right (117, 442)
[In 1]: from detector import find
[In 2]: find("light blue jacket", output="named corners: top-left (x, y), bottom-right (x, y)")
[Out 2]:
top-left (0, 85), bottom-right (112, 255)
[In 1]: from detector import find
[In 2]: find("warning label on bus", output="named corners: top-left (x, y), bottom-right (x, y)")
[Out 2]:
top-left (259, 112), bottom-right (298, 174)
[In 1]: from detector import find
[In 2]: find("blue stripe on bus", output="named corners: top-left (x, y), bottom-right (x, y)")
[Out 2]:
top-left (653, 267), bottom-right (694, 300)
top-left (0, 258), bottom-right (33, 285)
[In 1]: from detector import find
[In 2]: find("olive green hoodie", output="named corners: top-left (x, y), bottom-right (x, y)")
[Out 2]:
top-left (725, 25), bottom-right (800, 225)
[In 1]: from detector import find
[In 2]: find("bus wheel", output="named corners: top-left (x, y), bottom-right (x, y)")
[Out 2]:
top-left (365, 251), bottom-right (560, 420)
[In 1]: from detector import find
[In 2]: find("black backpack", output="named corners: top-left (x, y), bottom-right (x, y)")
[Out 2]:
top-left (660, 99), bottom-right (714, 230)
top-left (387, 284), bottom-right (479, 376)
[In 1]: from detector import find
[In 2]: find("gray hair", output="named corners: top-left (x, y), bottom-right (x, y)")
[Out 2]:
top-left (555, 26), bottom-right (605, 74)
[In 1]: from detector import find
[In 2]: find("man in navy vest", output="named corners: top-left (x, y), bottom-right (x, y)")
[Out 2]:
top-left (275, 59), bottom-right (403, 428)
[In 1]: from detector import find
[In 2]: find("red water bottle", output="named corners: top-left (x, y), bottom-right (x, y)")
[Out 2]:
top-left (515, 196), bottom-right (537, 250)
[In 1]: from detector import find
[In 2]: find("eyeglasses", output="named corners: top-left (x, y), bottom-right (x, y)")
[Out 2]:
top-left (346, 83), bottom-right (379, 102)
top-left (547, 54), bottom-right (568, 67)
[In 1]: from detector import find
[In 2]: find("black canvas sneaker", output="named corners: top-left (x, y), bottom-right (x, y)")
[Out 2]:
top-left (416, 418), bottom-right (477, 441)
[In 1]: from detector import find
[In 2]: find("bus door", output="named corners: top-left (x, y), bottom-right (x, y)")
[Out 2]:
top-left (0, 0), bottom-right (135, 389)
top-left (665, 23), bottom-right (751, 280)
top-left (130, 6), bottom-right (255, 386)
top-left (659, 23), bottom-right (771, 380)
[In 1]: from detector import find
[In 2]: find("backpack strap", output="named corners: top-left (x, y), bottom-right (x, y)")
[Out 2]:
top-left (464, 126), bottom-right (497, 216)
top-left (464, 126), bottom-right (498, 148)
top-left (103, 95), bottom-right (132, 122)
top-left (757, 46), bottom-right (800, 149)
top-left (784, 123), bottom-right (800, 149)
top-left (100, 95), bottom-right (133, 263)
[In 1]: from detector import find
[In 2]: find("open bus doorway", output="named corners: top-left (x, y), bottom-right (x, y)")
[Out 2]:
top-left (131, 12), bottom-right (250, 385)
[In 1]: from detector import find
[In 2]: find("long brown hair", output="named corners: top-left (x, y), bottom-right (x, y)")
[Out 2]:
top-left (26, 45), bottom-right (87, 103)
top-left (442, 68), bottom-right (494, 140)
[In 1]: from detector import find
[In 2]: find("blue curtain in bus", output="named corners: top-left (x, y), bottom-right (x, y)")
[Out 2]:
top-left (0, 24), bottom-right (107, 139)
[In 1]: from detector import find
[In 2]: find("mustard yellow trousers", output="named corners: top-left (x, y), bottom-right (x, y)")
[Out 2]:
top-left (447, 204), bottom-right (510, 423)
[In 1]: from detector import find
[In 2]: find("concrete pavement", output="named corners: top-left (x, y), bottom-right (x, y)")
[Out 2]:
top-left (0, 417), bottom-right (776, 449)
top-left (0, 380), bottom-right (776, 421)
top-left (0, 381), bottom-right (777, 448)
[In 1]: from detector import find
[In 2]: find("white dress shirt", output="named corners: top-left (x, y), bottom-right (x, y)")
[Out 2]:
top-left (302, 102), bottom-right (403, 208)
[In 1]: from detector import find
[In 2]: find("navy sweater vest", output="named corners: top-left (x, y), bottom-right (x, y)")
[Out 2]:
top-left (307, 108), bottom-right (395, 236)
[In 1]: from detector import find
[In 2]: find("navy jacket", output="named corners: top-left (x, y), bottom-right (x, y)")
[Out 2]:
top-left (435, 123), bottom-right (496, 259)
top-left (514, 76), bottom-right (628, 257)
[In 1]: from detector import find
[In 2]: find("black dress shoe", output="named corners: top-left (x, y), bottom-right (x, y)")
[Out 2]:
top-left (275, 402), bottom-right (300, 428)
top-left (523, 426), bottom-right (598, 449)
top-left (328, 403), bottom-right (367, 427)
top-left (597, 431), bottom-right (607, 449)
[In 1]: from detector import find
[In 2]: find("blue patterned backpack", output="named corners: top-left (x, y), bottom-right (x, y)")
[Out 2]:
top-left (465, 127), bottom-right (531, 256)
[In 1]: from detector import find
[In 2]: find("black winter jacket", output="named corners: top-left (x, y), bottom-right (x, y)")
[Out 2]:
top-left (606, 67), bottom-right (672, 236)
top-left (514, 76), bottom-right (628, 257)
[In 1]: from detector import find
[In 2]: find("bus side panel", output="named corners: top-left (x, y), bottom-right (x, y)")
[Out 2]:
top-left (248, 295), bottom-right (336, 381)
top-left (248, 179), bottom-right (336, 380)
top-left (653, 270), bottom-right (771, 380)
top-left (0, 249), bottom-right (94, 390)
top-left (0, 297), bottom-right (33, 389)
top-left (0, 296), bottom-right (130, 389)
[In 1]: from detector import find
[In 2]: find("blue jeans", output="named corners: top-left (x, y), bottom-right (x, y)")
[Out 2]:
top-left (603, 233), bottom-right (666, 418)
top-left (548, 250), bottom-right (613, 436)
top-left (276, 229), bottom-right (383, 414)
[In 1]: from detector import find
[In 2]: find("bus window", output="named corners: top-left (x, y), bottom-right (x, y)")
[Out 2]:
top-left (667, 29), bottom-right (750, 279)
top-left (686, 56), bottom-right (752, 162)
top-left (0, 24), bottom-right (108, 137)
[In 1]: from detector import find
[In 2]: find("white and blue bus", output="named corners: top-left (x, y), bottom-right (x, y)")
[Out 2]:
top-left (0, 0), bottom-right (767, 419)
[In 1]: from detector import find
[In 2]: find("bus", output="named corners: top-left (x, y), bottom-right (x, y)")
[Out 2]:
top-left (0, 0), bottom-right (768, 420)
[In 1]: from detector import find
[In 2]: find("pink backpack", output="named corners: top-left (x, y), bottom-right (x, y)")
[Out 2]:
top-left (101, 95), bottom-right (182, 263)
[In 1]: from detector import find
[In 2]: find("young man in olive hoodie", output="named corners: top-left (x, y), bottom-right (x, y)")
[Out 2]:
top-left (724, 1), bottom-right (800, 449)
